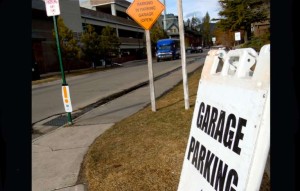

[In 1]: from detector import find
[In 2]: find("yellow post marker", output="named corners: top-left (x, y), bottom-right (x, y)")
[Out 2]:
top-left (62, 85), bottom-right (73, 113)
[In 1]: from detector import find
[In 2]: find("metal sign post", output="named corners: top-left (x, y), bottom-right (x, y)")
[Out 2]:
top-left (53, 16), bottom-right (73, 125)
top-left (45, 0), bottom-right (72, 124)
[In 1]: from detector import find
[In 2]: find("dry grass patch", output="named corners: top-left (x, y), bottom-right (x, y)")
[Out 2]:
top-left (79, 66), bottom-right (202, 191)
top-left (79, 65), bottom-right (270, 191)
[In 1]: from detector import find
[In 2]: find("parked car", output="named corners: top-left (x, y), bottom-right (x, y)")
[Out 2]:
top-left (196, 46), bottom-right (203, 53)
top-left (186, 46), bottom-right (202, 53)
top-left (93, 57), bottom-right (113, 68)
top-left (186, 47), bottom-right (196, 53)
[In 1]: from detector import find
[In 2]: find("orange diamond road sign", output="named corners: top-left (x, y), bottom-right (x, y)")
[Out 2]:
top-left (126, 0), bottom-right (165, 30)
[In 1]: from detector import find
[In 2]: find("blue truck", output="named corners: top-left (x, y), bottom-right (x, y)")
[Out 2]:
top-left (156, 39), bottom-right (180, 62)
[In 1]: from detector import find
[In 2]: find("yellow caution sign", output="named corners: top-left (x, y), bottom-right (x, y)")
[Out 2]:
top-left (126, 0), bottom-right (165, 30)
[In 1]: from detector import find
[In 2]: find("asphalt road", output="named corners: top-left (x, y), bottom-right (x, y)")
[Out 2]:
top-left (32, 52), bottom-right (207, 125)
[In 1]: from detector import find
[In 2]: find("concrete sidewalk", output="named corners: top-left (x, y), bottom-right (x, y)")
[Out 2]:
top-left (32, 58), bottom-right (205, 191)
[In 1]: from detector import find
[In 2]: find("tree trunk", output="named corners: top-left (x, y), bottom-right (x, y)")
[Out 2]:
top-left (244, 30), bottom-right (248, 43)
top-left (244, 24), bottom-right (252, 43)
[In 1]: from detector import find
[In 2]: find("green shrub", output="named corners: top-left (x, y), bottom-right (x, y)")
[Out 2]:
top-left (241, 33), bottom-right (270, 52)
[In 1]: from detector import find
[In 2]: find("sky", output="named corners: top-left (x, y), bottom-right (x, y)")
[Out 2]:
top-left (126, 0), bottom-right (221, 21)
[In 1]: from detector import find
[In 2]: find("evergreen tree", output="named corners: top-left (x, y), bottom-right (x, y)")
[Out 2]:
top-left (150, 23), bottom-right (168, 56)
top-left (54, 16), bottom-right (80, 72)
top-left (201, 12), bottom-right (212, 47)
top-left (80, 24), bottom-right (101, 68)
top-left (213, 27), bottom-right (235, 47)
top-left (185, 19), bottom-right (191, 28)
top-left (100, 25), bottom-right (120, 61)
top-left (150, 24), bottom-right (168, 46)
top-left (217, 0), bottom-right (269, 42)
top-left (191, 16), bottom-right (201, 31)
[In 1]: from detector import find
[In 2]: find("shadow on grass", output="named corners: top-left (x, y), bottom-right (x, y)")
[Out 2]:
top-left (157, 93), bottom-right (197, 111)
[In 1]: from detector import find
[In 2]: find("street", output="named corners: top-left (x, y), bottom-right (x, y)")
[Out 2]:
top-left (32, 52), bottom-right (207, 126)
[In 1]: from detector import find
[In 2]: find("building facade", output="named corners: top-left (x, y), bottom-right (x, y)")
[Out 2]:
top-left (32, 0), bottom-right (145, 74)
top-left (32, 0), bottom-right (204, 75)
top-left (163, 14), bottom-right (202, 48)
top-left (82, 0), bottom-right (145, 56)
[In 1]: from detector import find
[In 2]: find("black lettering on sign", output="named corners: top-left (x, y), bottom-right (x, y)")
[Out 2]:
top-left (140, 6), bottom-right (156, 11)
top-left (210, 156), bottom-right (219, 187)
top-left (192, 141), bottom-right (200, 168)
top-left (196, 102), bottom-right (205, 129)
top-left (195, 102), bottom-right (247, 155)
top-left (141, 18), bottom-right (153, 22)
top-left (202, 104), bottom-right (211, 132)
top-left (214, 160), bottom-right (228, 191)
top-left (137, 1), bottom-right (153, 6)
top-left (233, 118), bottom-right (246, 155)
top-left (208, 107), bottom-right (218, 136)
top-left (223, 114), bottom-right (236, 149)
top-left (198, 145), bottom-right (206, 174)
top-left (214, 110), bottom-right (225, 143)
top-left (187, 136), bottom-right (195, 160)
top-left (186, 136), bottom-right (239, 190)
top-left (225, 169), bottom-right (238, 191)
top-left (138, 12), bottom-right (153, 17)
top-left (203, 150), bottom-right (214, 183)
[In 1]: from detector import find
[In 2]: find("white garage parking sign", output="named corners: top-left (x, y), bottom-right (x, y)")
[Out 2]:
top-left (178, 45), bottom-right (270, 191)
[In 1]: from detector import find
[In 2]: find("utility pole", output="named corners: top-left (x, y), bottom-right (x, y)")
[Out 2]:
top-left (145, 30), bottom-right (156, 112)
top-left (177, 0), bottom-right (190, 110)
top-left (163, 0), bottom-right (167, 30)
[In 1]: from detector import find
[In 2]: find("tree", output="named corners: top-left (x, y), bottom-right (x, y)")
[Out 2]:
top-left (99, 25), bottom-right (120, 62)
top-left (81, 25), bottom-right (120, 68)
top-left (201, 12), bottom-right (212, 47)
top-left (186, 19), bottom-right (191, 28)
top-left (150, 24), bottom-right (168, 46)
top-left (191, 17), bottom-right (201, 31)
top-left (213, 27), bottom-right (235, 47)
top-left (54, 16), bottom-right (80, 73)
top-left (217, 0), bottom-right (269, 42)
top-left (150, 23), bottom-right (168, 56)
top-left (80, 24), bottom-right (101, 68)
